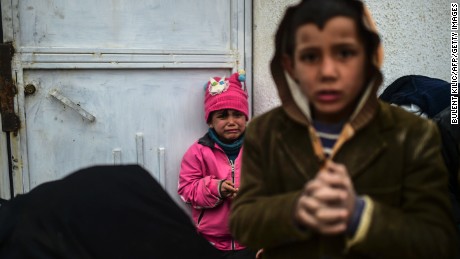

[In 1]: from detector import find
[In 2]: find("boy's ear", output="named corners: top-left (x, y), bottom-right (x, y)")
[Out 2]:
top-left (282, 54), bottom-right (296, 80)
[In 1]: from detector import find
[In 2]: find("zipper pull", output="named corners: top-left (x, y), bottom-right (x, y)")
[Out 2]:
top-left (229, 160), bottom-right (235, 183)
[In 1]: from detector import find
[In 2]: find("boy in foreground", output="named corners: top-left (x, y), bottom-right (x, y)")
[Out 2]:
top-left (229, 0), bottom-right (457, 258)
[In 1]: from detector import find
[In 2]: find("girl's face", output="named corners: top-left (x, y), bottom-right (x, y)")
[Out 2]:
top-left (209, 109), bottom-right (246, 143)
top-left (284, 16), bottom-right (366, 123)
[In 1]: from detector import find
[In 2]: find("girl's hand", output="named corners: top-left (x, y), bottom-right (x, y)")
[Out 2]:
top-left (220, 180), bottom-right (238, 198)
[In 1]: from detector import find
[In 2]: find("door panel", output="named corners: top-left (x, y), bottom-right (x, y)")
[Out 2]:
top-left (18, 0), bottom-right (231, 50)
top-left (24, 69), bottom-right (226, 205)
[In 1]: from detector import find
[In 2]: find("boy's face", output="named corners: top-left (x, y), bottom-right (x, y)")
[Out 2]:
top-left (284, 16), bottom-right (366, 123)
top-left (209, 109), bottom-right (246, 143)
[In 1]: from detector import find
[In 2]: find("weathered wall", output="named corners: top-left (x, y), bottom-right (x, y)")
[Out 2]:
top-left (253, 0), bottom-right (452, 115)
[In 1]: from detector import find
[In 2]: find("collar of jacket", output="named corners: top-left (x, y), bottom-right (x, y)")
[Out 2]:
top-left (270, 2), bottom-right (383, 164)
top-left (198, 132), bottom-right (215, 149)
top-left (272, 61), bottom-right (381, 163)
top-left (277, 100), bottom-right (394, 179)
top-left (272, 55), bottom-right (381, 139)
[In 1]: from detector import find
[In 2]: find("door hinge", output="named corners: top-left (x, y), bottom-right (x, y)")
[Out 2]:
top-left (0, 42), bottom-right (20, 133)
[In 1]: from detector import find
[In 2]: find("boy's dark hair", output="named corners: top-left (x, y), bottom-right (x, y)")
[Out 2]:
top-left (281, 0), bottom-right (381, 83)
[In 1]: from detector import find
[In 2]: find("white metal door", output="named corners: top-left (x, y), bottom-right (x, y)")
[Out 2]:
top-left (0, 0), bottom-right (252, 208)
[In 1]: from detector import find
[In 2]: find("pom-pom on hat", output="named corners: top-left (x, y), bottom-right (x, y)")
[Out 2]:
top-left (204, 70), bottom-right (248, 122)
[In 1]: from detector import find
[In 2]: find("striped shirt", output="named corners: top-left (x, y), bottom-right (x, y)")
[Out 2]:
top-left (312, 120), bottom-right (344, 157)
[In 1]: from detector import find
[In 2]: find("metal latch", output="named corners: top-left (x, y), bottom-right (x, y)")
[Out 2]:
top-left (0, 42), bottom-right (20, 132)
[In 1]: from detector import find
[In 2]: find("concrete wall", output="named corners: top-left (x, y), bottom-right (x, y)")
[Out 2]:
top-left (253, 0), bottom-right (452, 115)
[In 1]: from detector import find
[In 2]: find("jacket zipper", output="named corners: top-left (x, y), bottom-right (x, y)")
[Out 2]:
top-left (229, 159), bottom-right (235, 184)
top-left (229, 159), bottom-right (235, 250)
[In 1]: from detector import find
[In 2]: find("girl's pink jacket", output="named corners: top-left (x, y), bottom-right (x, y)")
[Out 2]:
top-left (178, 134), bottom-right (245, 251)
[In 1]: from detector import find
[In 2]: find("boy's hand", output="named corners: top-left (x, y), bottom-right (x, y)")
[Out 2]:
top-left (255, 248), bottom-right (264, 259)
top-left (323, 161), bottom-right (356, 217)
top-left (294, 161), bottom-right (356, 235)
top-left (220, 180), bottom-right (238, 198)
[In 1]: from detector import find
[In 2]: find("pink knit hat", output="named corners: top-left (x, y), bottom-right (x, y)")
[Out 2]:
top-left (204, 70), bottom-right (249, 122)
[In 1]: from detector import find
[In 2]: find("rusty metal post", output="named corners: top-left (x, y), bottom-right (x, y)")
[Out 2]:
top-left (0, 42), bottom-right (19, 132)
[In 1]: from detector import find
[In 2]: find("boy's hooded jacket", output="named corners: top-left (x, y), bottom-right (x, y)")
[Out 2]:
top-left (229, 1), bottom-right (457, 258)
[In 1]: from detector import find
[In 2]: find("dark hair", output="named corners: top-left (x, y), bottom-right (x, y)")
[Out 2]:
top-left (206, 111), bottom-right (214, 124)
top-left (282, 0), bottom-right (381, 80)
